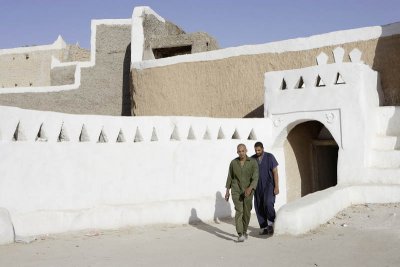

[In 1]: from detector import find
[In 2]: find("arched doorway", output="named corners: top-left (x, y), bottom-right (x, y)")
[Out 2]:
top-left (284, 121), bottom-right (338, 202)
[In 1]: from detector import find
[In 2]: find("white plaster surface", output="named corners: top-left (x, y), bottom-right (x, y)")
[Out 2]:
top-left (349, 48), bottom-right (363, 63)
top-left (264, 60), bottom-right (382, 185)
top-left (131, 6), bottom-right (165, 64)
top-left (0, 106), bottom-right (281, 237)
top-left (0, 208), bottom-right (14, 245)
top-left (0, 35), bottom-right (66, 55)
top-left (316, 52), bottom-right (328, 65)
top-left (275, 184), bottom-right (400, 235)
top-left (131, 22), bottom-right (400, 69)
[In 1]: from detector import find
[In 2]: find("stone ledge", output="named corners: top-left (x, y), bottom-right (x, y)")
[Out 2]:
top-left (275, 184), bottom-right (400, 235)
top-left (0, 208), bottom-right (14, 245)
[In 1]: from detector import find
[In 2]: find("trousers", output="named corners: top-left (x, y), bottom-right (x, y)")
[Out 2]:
top-left (254, 183), bottom-right (276, 228)
top-left (232, 191), bottom-right (254, 235)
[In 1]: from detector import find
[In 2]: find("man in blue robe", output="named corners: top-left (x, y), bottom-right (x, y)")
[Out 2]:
top-left (252, 142), bottom-right (279, 235)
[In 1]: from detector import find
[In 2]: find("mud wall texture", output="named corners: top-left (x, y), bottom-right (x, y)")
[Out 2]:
top-left (0, 25), bottom-right (132, 116)
top-left (0, 49), bottom-right (64, 88)
top-left (0, 45), bottom-right (89, 89)
top-left (132, 34), bottom-right (400, 118)
top-left (142, 14), bottom-right (218, 60)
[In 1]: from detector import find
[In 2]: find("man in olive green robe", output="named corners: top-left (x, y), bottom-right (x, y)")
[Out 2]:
top-left (225, 144), bottom-right (259, 242)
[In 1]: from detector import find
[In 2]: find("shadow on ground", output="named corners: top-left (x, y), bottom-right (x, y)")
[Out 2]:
top-left (188, 191), bottom-right (272, 241)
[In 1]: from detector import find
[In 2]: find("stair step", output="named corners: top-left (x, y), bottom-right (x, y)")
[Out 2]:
top-left (369, 150), bottom-right (400, 168)
top-left (366, 168), bottom-right (400, 184)
top-left (372, 135), bottom-right (400, 150)
top-left (376, 106), bottom-right (400, 136)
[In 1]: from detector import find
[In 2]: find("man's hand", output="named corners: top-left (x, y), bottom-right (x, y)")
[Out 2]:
top-left (274, 187), bottom-right (279, 195)
top-left (244, 187), bottom-right (253, 197)
top-left (225, 189), bottom-right (230, 201)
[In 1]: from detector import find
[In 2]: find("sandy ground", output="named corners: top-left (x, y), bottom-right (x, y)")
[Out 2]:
top-left (0, 203), bottom-right (399, 267)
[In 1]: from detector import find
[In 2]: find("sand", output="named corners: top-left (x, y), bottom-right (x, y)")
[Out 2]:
top-left (0, 203), bottom-right (399, 267)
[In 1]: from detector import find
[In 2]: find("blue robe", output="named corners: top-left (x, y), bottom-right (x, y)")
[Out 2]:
top-left (252, 152), bottom-right (278, 228)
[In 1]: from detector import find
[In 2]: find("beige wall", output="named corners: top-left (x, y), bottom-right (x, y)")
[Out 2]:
top-left (0, 49), bottom-right (63, 88)
top-left (0, 45), bottom-right (89, 89)
top-left (0, 25), bottom-right (131, 116)
top-left (132, 35), bottom-right (400, 117)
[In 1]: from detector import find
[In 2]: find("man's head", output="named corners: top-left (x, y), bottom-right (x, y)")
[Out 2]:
top-left (254, 142), bottom-right (264, 157)
top-left (237, 144), bottom-right (247, 160)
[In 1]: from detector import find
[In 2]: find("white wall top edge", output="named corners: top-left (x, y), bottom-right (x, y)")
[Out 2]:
top-left (0, 83), bottom-right (79, 94)
top-left (133, 6), bottom-right (165, 23)
top-left (130, 6), bottom-right (166, 64)
top-left (0, 35), bottom-right (67, 56)
top-left (131, 21), bottom-right (400, 70)
top-left (0, 105), bottom-right (266, 121)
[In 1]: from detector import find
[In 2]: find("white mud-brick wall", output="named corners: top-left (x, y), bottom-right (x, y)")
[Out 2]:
top-left (264, 49), bottom-right (400, 235)
top-left (0, 106), bottom-right (285, 237)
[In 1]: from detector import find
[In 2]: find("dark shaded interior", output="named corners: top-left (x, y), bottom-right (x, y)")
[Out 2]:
top-left (285, 121), bottom-right (338, 199)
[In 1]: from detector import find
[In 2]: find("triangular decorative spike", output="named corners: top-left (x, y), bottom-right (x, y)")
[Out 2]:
top-left (79, 124), bottom-right (90, 142)
top-left (335, 73), bottom-right (345, 84)
top-left (170, 125), bottom-right (180, 141)
top-left (12, 121), bottom-right (20, 141)
top-left (58, 123), bottom-right (69, 142)
top-left (232, 129), bottom-right (241, 140)
top-left (98, 129), bottom-right (108, 143)
top-left (316, 75), bottom-right (326, 87)
top-left (349, 48), bottom-right (362, 63)
top-left (247, 129), bottom-right (257, 140)
top-left (333, 47), bottom-right (345, 63)
top-left (280, 78), bottom-right (287, 90)
top-left (150, 127), bottom-right (158, 142)
top-left (203, 128), bottom-right (211, 140)
top-left (134, 127), bottom-right (143, 142)
top-left (187, 126), bottom-right (196, 140)
top-left (116, 129), bottom-right (126, 142)
top-left (217, 127), bottom-right (225, 139)
top-left (35, 123), bottom-right (47, 142)
top-left (296, 76), bottom-right (305, 89)
top-left (316, 52), bottom-right (329, 65)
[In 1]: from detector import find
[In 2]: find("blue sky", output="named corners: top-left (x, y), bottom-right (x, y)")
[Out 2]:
top-left (1, 0), bottom-right (399, 49)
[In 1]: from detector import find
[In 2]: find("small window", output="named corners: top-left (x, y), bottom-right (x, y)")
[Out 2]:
top-left (25, 54), bottom-right (29, 60)
top-left (153, 45), bottom-right (192, 59)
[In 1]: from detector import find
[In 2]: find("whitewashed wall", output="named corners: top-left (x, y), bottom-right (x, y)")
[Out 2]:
top-left (264, 49), bottom-right (382, 184)
top-left (265, 51), bottom-right (400, 235)
top-left (0, 106), bottom-right (286, 237)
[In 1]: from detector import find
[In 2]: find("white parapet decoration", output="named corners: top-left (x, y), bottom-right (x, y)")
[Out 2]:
top-left (262, 48), bottom-right (400, 235)
top-left (0, 35), bottom-right (66, 56)
top-left (0, 106), bottom-right (271, 144)
top-left (264, 49), bottom-right (383, 185)
top-left (0, 106), bottom-right (280, 237)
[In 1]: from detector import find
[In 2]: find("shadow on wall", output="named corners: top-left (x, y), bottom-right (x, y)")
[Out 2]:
top-left (371, 27), bottom-right (400, 106)
top-left (244, 104), bottom-right (264, 118)
top-left (213, 191), bottom-right (232, 223)
top-left (122, 43), bottom-right (132, 116)
top-left (188, 191), bottom-right (235, 241)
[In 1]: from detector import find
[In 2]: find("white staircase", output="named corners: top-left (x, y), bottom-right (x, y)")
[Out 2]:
top-left (367, 106), bottom-right (400, 183)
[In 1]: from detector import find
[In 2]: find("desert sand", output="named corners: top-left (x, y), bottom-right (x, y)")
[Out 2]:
top-left (0, 203), bottom-right (399, 267)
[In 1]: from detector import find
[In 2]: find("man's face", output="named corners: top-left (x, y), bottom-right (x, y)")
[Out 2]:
top-left (255, 146), bottom-right (264, 157)
top-left (237, 145), bottom-right (247, 160)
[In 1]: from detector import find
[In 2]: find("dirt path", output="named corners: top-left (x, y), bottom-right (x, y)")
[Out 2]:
top-left (0, 203), bottom-right (399, 267)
